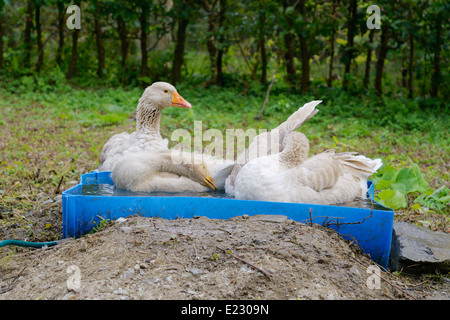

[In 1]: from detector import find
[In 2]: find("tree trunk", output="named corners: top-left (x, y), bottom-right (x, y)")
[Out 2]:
top-left (94, 4), bottom-right (105, 78)
top-left (408, 33), bottom-right (414, 99)
top-left (258, 8), bottom-right (267, 86)
top-left (327, 0), bottom-right (337, 87)
top-left (216, 0), bottom-right (226, 87)
top-left (66, 27), bottom-right (80, 79)
top-left (282, 0), bottom-right (296, 87)
top-left (298, 35), bottom-right (309, 93)
top-left (56, 1), bottom-right (65, 67)
top-left (0, 3), bottom-right (4, 71)
top-left (216, 49), bottom-right (224, 86)
top-left (117, 15), bottom-right (129, 76)
top-left (201, 0), bottom-right (217, 80)
top-left (363, 29), bottom-right (374, 89)
top-left (342, 0), bottom-right (357, 90)
top-left (430, 18), bottom-right (441, 98)
top-left (401, 49), bottom-right (407, 88)
top-left (35, 3), bottom-right (43, 73)
top-left (24, 0), bottom-right (33, 69)
top-left (206, 13), bottom-right (217, 78)
top-left (375, 26), bottom-right (389, 96)
top-left (284, 32), bottom-right (296, 86)
top-left (172, 17), bottom-right (189, 85)
top-left (298, 0), bottom-right (309, 93)
top-left (139, 3), bottom-right (149, 81)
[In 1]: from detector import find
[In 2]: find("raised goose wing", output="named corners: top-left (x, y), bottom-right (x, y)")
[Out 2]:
top-left (227, 100), bottom-right (322, 189)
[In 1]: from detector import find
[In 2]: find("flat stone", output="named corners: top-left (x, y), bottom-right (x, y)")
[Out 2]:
top-left (189, 268), bottom-right (202, 276)
top-left (249, 215), bottom-right (288, 223)
top-left (53, 195), bottom-right (63, 204)
top-left (390, 222), bottom-right (450, 273)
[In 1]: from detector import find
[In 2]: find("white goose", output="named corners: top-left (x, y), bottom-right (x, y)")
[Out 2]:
top-left (111, 151), bottom-right (217, 193)
top-left (98, 82), bottom-right (192, 171)
top-left (225, 100), bottom-right (321, 195)
top-left (229, 101), bottom-right (382, 205)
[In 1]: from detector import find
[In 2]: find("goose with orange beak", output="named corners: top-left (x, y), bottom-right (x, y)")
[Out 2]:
top-left (98, 82), bottom-right (193, 171)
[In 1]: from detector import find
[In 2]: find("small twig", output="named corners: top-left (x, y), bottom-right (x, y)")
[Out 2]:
top-left (54, 175), bottom-right (64, 194)
top-left (32, 30), bottom-right (57, 72)
top-left (0, 181), bottom-right (20, 200)
top-left (407, 279), bottom-right (430, 288)
top-left (215, 227), bottom-right (232, 235)
top-left (234, 39), bottom-right (255, 73)
top-left (256, 73), bottom-right (276, 119)
top-left (343, 252), bottom-right (417, 300)
top-left (320, 199), bottom-right (374, 229)
top-left (255, 54), bottom-right (281, 119)
top-left (216, 246), bottom-right (271, 280)
top-left (0, 252), bottom-right (40, 294)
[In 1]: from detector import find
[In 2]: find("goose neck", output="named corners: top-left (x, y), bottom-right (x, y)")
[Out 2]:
top-left (136, 102), bottom-right (161, 134)
top-left (157, 153), bottom-right (192, 177)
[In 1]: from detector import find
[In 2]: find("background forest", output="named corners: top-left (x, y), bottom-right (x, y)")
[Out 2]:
top-left (0, 0), bottom-right (448, 96)
top-left (0, 0), bottom-right (448, 241)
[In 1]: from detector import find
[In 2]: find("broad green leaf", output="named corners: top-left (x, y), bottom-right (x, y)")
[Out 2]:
top-left (390, 167), bottom-right (428, 195)
top-left (410, 162), bottom-right (429, 191)
top-left (373, 166), bottom-right (396, 190)
top-left (376, 190), bottom-right (407, 210)
top-left (375, 179), bottom-right (392, 190)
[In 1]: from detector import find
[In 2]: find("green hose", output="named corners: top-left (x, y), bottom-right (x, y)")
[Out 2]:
top-left (0, 239), bottom-right (58, 248)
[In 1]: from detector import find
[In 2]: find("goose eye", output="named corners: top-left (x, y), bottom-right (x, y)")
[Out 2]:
top-left (164, 90), bottom-right (169, 93)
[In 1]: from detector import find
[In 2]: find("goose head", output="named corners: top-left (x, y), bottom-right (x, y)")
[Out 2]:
top-left (182, 161), bottom-right (217, 191)
top-left (140, 82), bottom-right (192, 110)
top-left (159, 151), bottom-right (217, 191)
top-left (136, 82), bottom-right (192, 133)
top-left (279, 131), bottom-right (310, 168)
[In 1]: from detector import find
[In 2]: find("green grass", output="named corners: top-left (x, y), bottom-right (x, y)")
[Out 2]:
top-left (0, 75), bottom-right (449, 241)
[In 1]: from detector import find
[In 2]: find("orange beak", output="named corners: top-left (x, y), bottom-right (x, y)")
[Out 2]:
top-left (171, 91), bottom-right (192, 109)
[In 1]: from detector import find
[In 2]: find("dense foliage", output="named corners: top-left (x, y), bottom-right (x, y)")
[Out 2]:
top-left (0, 0), bottom-right (448, 98)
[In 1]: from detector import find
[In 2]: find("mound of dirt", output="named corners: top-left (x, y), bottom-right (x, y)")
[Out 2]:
top-left (1, 215), bottom-right (427, 300)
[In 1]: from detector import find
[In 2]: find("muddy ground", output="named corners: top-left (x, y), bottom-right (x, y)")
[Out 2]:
top-left (1, 213), bottom-right (448, 300)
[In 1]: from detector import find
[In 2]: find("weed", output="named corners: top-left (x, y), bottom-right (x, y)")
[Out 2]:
top-left (89, 218), bottom-right (114, 234)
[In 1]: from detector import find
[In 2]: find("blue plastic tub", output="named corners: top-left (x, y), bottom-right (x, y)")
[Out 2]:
top-left (62, 171), bottom-right (394, 268)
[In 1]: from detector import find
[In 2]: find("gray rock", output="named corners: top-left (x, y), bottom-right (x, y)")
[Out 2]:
top-left (119, 227), bottom-right (132, 233)
top-left (390, 222), bottom-right (450, 273)
top-left (42, 199), bottom-right (54, 206)
top-left (249, 215), bottom-right (288, 223)
top-left (114, 288), bottom-right (127, 295)
top-left (189, 268), bottom-right (202, 275)
top-left (53, 195), bottom-right (63, 204)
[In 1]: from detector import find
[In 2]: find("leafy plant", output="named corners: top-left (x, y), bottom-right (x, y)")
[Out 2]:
top-left (376, 190), bottom-right (408, 210)
top-left (374, 159), bottom-right (449, 214)
top-left (415, 186), bottom-right (450, 213)
top-left (374, 160), bottom-right (429, 210)
top-left (90, 218), bottom-right (114, 234)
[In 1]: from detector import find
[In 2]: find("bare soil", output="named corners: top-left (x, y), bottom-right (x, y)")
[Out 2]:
top-left (1, 214), bottom-right (446, 300)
